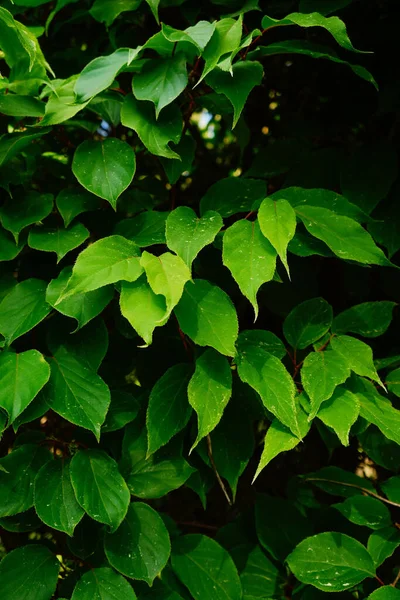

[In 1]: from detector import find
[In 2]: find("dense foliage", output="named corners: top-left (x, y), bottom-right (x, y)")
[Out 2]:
top-left (0, 0), bottom-right (400, 598)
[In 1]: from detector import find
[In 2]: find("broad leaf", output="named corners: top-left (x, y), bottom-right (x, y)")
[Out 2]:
top-left (0, 279), bottom-right (51, 346)
top-left (71, 567), bottom-right (137, 599)
top-left (236, 329), bottom-right (287, 360)
top-left (0, 191), bottom-right (53, 243)
top-left (198, 17), bottom-right (243, 83)
top-left (58, 235), bottom-right (142, 299)
top-left (56, 187), bottom-right (100, 228)
top-left (0, 227), bottom-right (24, 262)
top-left (175, 279), bottom-right (239, 357)
top-left (166, 206), bottom-right (223, 269)
top-left (283, 297), bottom-right (333, 350)
top-left (28, 222), bottom-right (89, 262)
top-left (0, 350), bottom-right (50, 425)
top-left (317, 388), bottom-right (360, 445)
top-left (0, 128), bottom-right (51, 167)
top-left (115, 211), bottom-right (168, 247)
top-left (334, 496), bottom-right (392, 530)
top-left (223, 219), bottom-right (277, 320)
top-left (147, 363), bottom-right (193, 456)
top-left (331, 335), bottom-right (384, 387)
top-left (369, 588), bottom-right (400, 600)
top-left (171, 534), bottom-right (242, 600)
top-left (162, 21), bottom-right (216, 53)
top-left (188, 348), bottom-right (232, 450)
top-left (104, 502), bottom-right (171, 584)
top-left (368, 527), bottom-right (400, 567)
top-left (43, 346), bottom-right (111, 440)
top-left (70, 449), bottom-right (130, 531)
top-left (258, 197), bottom-right (296, 277)
top-left (333, 301), bottom-right (396, 338)
top-left (0, 94), bottom-right (45, 117)
top-left (141, 251), bottom-right (191, 317)
top-left (72, 139), bottom-right (136, 209)
top-left (90, 0), bottom-right (142, 26)
top-left (39, 77), bottom-right (90, 126)
top-left (287, 532), bottom-right (375, 591)
top-left (387, 368), bottom-right (400, 397)
top-left (121, 95), bottom-right (182, 159)
top-left (120, 277), bottom-right (168, 345)
top-left (358, 380), bottom-right (400, 445)
top-left (160, 133), bottom-right (196, 184)
top-left (240, 545), bottom-right (283, 599)
top-left (34, 458), bottom-right (84, 536)
top-left (0, 544), bottom-right (60, 600)
top-left (200, 177), bottom-right (266, 217)
top-left (102, 390), bottom-right (141, 433)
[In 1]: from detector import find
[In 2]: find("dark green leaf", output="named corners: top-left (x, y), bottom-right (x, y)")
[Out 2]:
top-left (200, 177), bottom-right (266, 218)
top-left (333, 302), bottom-right (397, 338)
top-left (334, 496), bottom-right (392, 530)
top-left (368, 527), bottom-right (400, 567)
top-left (317, 388), bottom-right (360, 446)
top-left (283, 297), bottom-right (333, 350)
top-left (28, 222), bottom-right (89, 262)
top-left (71, 567), bottom-right (137, 599)
top-left (258, 197), bottom-right (297, 277)
top-left (115, 211), bottom-right (168, 247)
top-left (0, 191), bottom-right (53, 243)
top-left (56, 187), bottom-right (100, 228)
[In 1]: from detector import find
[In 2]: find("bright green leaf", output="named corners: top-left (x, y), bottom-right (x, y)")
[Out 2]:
top-left (258, 197), bottom-right (297, 277)
top-left (199, 17), bottom-right (243, 83)
top-left (141, 251), bottom-right (191, 317)
top-left (331, 335), bottom-right (384, 387)
top-left (317, 387), bottom-right (360, 445)
top-left (387, 368), bottom-right (400, 397)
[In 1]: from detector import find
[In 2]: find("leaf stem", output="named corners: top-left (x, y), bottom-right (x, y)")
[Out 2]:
top-left (206, 434), bottom-right (232, 506)
top-left (306, 477), bottom-right (400, 508)
top-left (392, 569), bottom-right (400, 588)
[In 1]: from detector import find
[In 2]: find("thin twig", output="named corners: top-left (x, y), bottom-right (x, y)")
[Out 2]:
top-left (206, 434), bottom-right (232, 505)
top-left (392, 569), bottom-right (400, 588)
top-left (306, 477), bottom-right (400, 509)
top-left (178, 521), bottom-right (218, 531)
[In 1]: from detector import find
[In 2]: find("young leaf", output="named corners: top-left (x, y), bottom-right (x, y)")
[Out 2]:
top-left (200, 177), bottom-right (266, 218)
top-left (0, 545), bottom-right (60, 600)
top-left (70, 449), bottom-right (130, 532)
top-left (43, 346), bottom-right (111, 440)
top-left (236, 340), bottom-right (301, 438)
top-left (166, 206), bottom-right (223, 269)
top-left (355, 380), bottom-right (400, 447)
top-left (0, 350), bottom-right (50, 425)
top-left (171, 534), bottom-right (242, 600)
top-left (0, 191), bottom-right (53, 243)
top-left (132, 53), bottom-right (188, 117)
top-left (121, 94), bottom-right (182, 159)
top-left (58, 235), bottom-right (142, 299)
top-left (283, 297), bottom-right (333, 350)
top-left (331, 335), bottom-right (384, 388)
top-left (188, 348), bottom-right (232, 450)
top-left (162, 21), bottom-right (216, 53)
top-left (175, 279), bottom-right (239, 357)
top-left (39, 77), bottom-right (91, 126)
top-left (115, 211), bottom-right (168, 247)
top-left (34, 458), bottom-right (84, 536)
top-left (301, 349), bottom-right (351, 418)
top-left (140, 251), bottom-right (191, 317)
top-left (120, 277), bottom-right (168, 346)
top-left (317, 387), bottom-right (360, 445)
top-left (71, 567), bottom-right (137, 600)
top-left (334, 496), bottom-right (392, 530)
top-left (296, 205), bottom-right (393, 267)
top-left (287, 532), bottom-right (375, 591)
top-left (147, 363), bottom-right (193, 456)
top-left (0, 279), bottom-right (51, 346)
top-left (223, 219), bottom-right (277, 320)
top-left (56, 187), bottom-right (100, 228)
top-left (46, 267), bottom-right (114, 331)
top-left (333, 301), bottom-right (397, 338)
top-left (28, 222), bottom-right (89, 262)
top-left (368, 527), bottom-right (400, 567)
top-left (72, 139), bottom-right (136, 209)
top-left (258, 198), bottom-right (297, 277)
top-left (104, 502), bottom-right (171, 585)
top-left (206, 61), bottom-right (263, 127)
top-left (198, 17), bottom-right (243, 83)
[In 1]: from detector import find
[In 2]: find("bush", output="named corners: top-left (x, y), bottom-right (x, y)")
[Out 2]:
top-left (0, 0), bottom-right (399, 598)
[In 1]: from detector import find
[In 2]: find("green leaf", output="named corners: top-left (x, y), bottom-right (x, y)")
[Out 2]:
top-left (43, 346), bottom-right (111, 440)
top-left (355, 381), bottom-right (400, 446)
top-left (70, 449), bottom-right (130, 531)
top-left (254, 409), bottom-right (310, 480)
top-left (206, 61), bottom-right (263, 127)
top-left (331, 335), bottom-right (384, 388)
top-left (160, 133), bottom-right (196, 184)
top-left (0, 444), bottom-right (51, 516)
top-left (188, 348), bottom-right (232, 450)
top-left (34, 458), bottom-right (84, 536)
top-left (236, 338), bottom-right (301, 438)
top-left (256, 494), bottom-right (313, 561)
top-left (90, 0), bottom-right (142, 27)
top-left (295, 205), bottom-right (393, 267)
top-left (0, 128), bottom-right (51, 167)
top-left (287, 532), bottom-right (375, 591)
top-left (299, 0), bottom-right (353, 15)
top-left (257, 197), bottom-right (297, 277)
top-left (333, 301), bottom-right (397, 338)
top-left (132, 54), bottom-right (188, 117)
top-left (0, 279), bottom-right (51, 346)
top-left (369, 588), bottom-right (400, 600)
top-left (341, 143), bottom-right (398, 214)
top-left (104, 502), bottom-right (171, 584)
top-left (56, 187), bottom-right (100, 228)
top-left (171, 534), bottom-right (242, 600)
top-left (162, 21), bottom-right (216, 52)
top-left (360, 426), bottom-right (400, 472)
top-left (0, 191), bottom-right (53, 243)
top-left (334, 495), bottom-right (392, 530)
top-left (381, 476), bottom-right (400, 503)
top-left (317, 387), bottom-right (360, 445)
top-left (261, 12), bottom-right (366, 53)
top-left (306, 465), bottom-right (376, 497)
top-left (102, 390), bottom-right (141, 433)
top-left (368, 527), bottom-right (400, 567)
top-left (59, 235), bottom-right (142, 299)
top-left (166, 207), bottom-right (222, 269)
top-left (0, 544), bottom-right (60, 600)
top-left (223, 219), bottom-right (276, 320)
top-left (141, 251), bottom-right (191, 317)
top-left (387, 368), bottom-right (400, 397)
top-left (49, 317), bottom-right (109, 372)
top-left (240, 545), bottom-right (283, 599)
top-left (46, 267), bottom-right (114, 331)
top-left (147, 363), bottom-right (193, 456)
top-left (115, 211), bottom-right (168, 247)
top-left (145, 0), bottom-right (160, 23)
top-left (198, 17), bottom-right (243, 83)
top-left (0, 227), bottom-right (24, 262)
top-left (175, 279), bottom-right (239, 357)
top-left (39, 77), bottom-right (91, 126)
top-left (301, 349), bottom-right (350, 418)
top-left (0, 94), bottom-right (45, 117)
top-left (28, 222), bottom-right (89, 262)
top-left (72, 567), bottom-right (137, 599)
top-left (0, 509), bottom-right (42, 533)
top-left (283, 297), bottom-right (333, 350)
top-left (0, 350), bottom-right (50, 425)
top-left (200, 177), bottom-right (266, 218)
top-left (120, 276), bottom-right (168, 345)
top-left (72, 139), bottom-right (136, 209)
top-left (236, 329), bottom-right (287, 360)
top-left (249, 40), bottom-right (377, 88)
top-left (121, 95), bottom-right (182, 159)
